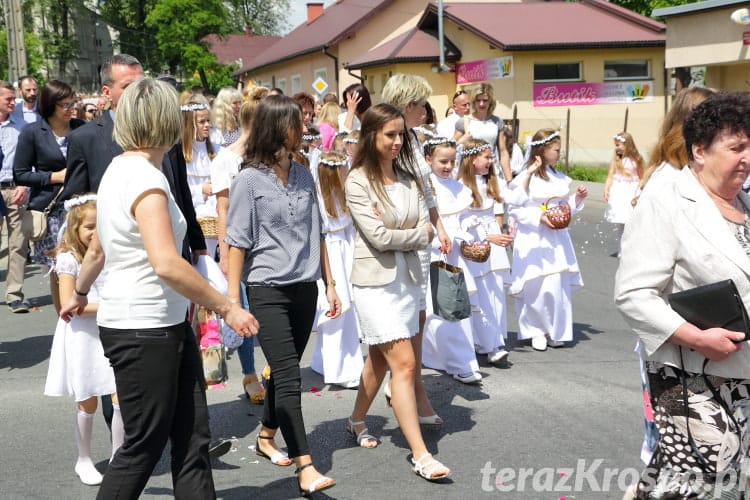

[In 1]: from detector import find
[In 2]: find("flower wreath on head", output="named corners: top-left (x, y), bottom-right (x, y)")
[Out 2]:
top-left (302, 133), bottom-right (321, 142)
top-left (462, 143), bottom-right (492, 157)
top-left (318, 156), bottom-right (348, 168)
top-left (64, 194), bottom-right (97, 212)
top-left (342, 136), bottom-right (358, 144)
top-left (180, 103), bottom-right (209, 112)
top-left (529, 131), bottom-right (560, 148)
top-left (614, 134), bottom-right (627, 143)
top-left (423, 137), bottom-right (456, 149)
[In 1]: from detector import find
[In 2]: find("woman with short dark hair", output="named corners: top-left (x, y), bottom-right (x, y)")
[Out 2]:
top-left (13, 79), bottom-right (86, 311)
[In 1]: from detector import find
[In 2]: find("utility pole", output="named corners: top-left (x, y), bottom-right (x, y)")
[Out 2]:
top-left (4, 0), bottom-right (27, 83)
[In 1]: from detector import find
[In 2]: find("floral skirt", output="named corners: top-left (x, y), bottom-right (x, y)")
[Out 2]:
top-left (636, 363), bottom-right (750, 499)
top-left (33, 208), bottom-right (63, 267)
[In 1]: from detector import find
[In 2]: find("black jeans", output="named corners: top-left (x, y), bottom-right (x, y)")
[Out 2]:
top-left (97, 321), bottom-right (215, 500)
top-left (248, 282), bottom-right (318, 458)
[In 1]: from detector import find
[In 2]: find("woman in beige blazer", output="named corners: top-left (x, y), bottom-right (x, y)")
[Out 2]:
top-left (615, 92), bottom-right (750, 499)
top-left (344, 103), bottom-right (450, 481)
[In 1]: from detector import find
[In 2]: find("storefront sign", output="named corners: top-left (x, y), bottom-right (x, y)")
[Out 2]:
top-left (743, 31), bottom-right (750, 45)
top-left (456, 56), bottom-right (513, 84)
top-left (533, 80), bottom-right (653, 107)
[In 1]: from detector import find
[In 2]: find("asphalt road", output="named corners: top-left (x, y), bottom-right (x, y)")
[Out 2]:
top-left (0, 181), bottom-right (643, 500)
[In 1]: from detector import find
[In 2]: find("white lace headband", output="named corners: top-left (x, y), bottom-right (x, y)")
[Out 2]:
top-left (423, 138), bottom-right (456, 148)
top-left (319, 157), bottom-right (347, 167)
top-left (529, 131), bottom-right (560, 147)
top-left (180, 103), bottom-right (209, 112)
top-left (64, 194), bottom-right (97, 211)
top-left (614, 134), bottom-right (627, 143)
top-left (462, 143), bottom-right (491, 156)
top-left (342, 137), bottom-right (358, 144)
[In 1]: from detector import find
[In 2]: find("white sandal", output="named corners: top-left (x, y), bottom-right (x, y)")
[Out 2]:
top-left (346, 418), bottom-right (379, 448)
top-left (412, 453), bottom-right (450, 481)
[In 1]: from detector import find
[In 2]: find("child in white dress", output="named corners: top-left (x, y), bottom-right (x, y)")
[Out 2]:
top-left (181, 95), bottom-right (219, 256)
top-left (604, 131), bottom-right (643, 255)
top-left (456, 139), bottom-right (514, 366)
top-left (309, 151), bottom-right (364, 388)
top-left (421, 138), bottom-right (483, 383)
top-left (506, 129), bottom-right (588, 351)
top-left (44, 194), bottom-right (122, 485)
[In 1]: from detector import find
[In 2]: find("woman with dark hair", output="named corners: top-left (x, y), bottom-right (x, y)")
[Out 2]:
top-left (13, 79), bottom-right (86, 311)
top-left (338, 83), bottom-right (372, 133)
top-left (226, 94), bottom-right (340, 497)
top-left (345, 103), bottom-right (451, 481)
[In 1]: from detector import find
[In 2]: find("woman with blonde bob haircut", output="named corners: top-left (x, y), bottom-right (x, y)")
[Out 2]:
top-left (61, 77), bottom-right (258, 499)
top-left (211, 87), bottom-right (243, 146)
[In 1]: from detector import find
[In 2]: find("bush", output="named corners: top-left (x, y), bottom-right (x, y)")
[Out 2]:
top-left (565, 165), bottom-right (609, 183)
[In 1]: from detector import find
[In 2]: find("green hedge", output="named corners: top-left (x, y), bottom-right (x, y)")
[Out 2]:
top-left (564, 165), bottom-right (609, 183)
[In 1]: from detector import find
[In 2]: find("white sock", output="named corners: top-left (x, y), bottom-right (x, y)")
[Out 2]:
top-left (110, 403), bottom-right (124, 463)
top-left (74, 409), bottom-right (103, 486)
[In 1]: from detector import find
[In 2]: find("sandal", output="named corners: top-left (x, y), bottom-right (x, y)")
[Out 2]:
top-left (411, 453), bottom-right (451, 481)
top-left (243, 374), bottom-right (265, 405)
top-left (418, 414), bottom-right (443, 426)
top-left (255, 435), bottom-right (292, 466)
top-left (345, 418), bottom-right (378, 448)
top-left (296, 463), bottom-right (336, 498)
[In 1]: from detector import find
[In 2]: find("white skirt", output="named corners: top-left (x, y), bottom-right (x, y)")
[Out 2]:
top-left (353, 253), bottom-right (420, 345)
top-left (471, 273), bottom-right (508, 353)
top-left (44, 318), bottom-right (116, 401)
top-left (422, 315), bottom-right (479, 375)
top-left (605, 178), bottom-right (638, 224)
top-left (514, 272), bottom-right (576, 342)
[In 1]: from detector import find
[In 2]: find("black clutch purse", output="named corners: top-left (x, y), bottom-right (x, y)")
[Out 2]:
top-left (668, 279), bottom-right (749, 343)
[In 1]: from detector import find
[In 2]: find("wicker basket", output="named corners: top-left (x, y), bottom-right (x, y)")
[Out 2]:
top-left (198, 217), bottom-right (218, 239)
top-left (460, 240), bottom-right (491, 263)
top-left (543, 197), bottom-right (571, 229)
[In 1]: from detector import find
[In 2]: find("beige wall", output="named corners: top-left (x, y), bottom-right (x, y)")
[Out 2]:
top-left (379, 22), bottom-right (667, 165)
top-left (664, 8), bottom-right (750, 68)
top-left (241, 51), bottom-right (335, 98)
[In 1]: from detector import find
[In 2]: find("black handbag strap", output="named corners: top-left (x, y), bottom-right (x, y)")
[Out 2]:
top-left (43, 186), bottom-right (63, 214)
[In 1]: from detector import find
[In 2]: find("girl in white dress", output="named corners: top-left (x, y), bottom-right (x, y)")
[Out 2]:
top-left (604, 131), bottom-right (643, 253)
top-left (44, 194), bottom-right (122, 486)
top-left (457, 139), bottom-right (514, 365)
top-left (309, 151), bottom-right (364, 388)
top-left (420, 138), bottom-right (483, 383)
top-left (506, 129), bottom-right (588, 351)
top-left (181, 95), bottom-right (219, 256)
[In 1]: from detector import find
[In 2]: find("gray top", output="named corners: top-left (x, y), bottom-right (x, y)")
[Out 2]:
top-left (226, 161), bottom-right (322, 286)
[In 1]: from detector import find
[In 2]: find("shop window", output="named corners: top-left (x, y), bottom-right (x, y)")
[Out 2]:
top-left (533, 62), bottom-right (581, 82)
top-left (604, 60), bottom-right (650, 80)
top-left (291, 74), bottom-right (301, 94)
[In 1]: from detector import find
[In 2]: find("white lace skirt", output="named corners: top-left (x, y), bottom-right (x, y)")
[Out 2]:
top-left (353, 253), bottom-right (419, 345)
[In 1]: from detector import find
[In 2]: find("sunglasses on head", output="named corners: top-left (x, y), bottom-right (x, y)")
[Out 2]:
top-left (453, 90), bottom-right (467, 99)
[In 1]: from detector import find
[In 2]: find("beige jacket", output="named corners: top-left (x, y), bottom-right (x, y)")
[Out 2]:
top-left (345, 167), bottom-right (429, 287)
top-left (615, 167), bottom-right (750, 378)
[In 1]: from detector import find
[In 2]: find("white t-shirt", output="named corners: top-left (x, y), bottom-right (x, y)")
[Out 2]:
top-left (96, 154), bottom-right (188, 328)
top-left (210, 147), bottom-right (242, 195)
top-left (436, 113), bottom-right (460, 139)
top-left (337, 112), bottom-right (361, 133)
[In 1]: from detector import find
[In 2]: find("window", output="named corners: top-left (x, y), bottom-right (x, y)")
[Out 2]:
top-left (313, 67), bottom-right (327, 84)
top-left (276, 78), bottom-right (286, 94)
top-left (533, 62), bottom-right (581, 82)
top-left (604, 60), bottom-right (650, 81)
top-left (291, 74), bottom-right (301, 94)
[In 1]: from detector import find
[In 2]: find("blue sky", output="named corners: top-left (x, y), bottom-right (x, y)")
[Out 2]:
top-left (285, 0), bottom-right (336, 34)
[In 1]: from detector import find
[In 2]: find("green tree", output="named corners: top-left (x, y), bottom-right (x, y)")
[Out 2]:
top-left (612, 0), bottom-right (693, 17)
top-left (224, 0), bottom-right (290, 35)
top-left (0, 29), bottom-right (45, 82)
top-left (146, 0), bottom-right (230, 91)
top-left (35, 0), bottom-right (79, 76)
top-left (99, 0), bottom-right (161, 73)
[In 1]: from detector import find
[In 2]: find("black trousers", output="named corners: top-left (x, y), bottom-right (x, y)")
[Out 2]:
top-left (247, 282), bottom-right (318, 458)
top-left (97, 321), bottom-right (215, 500)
